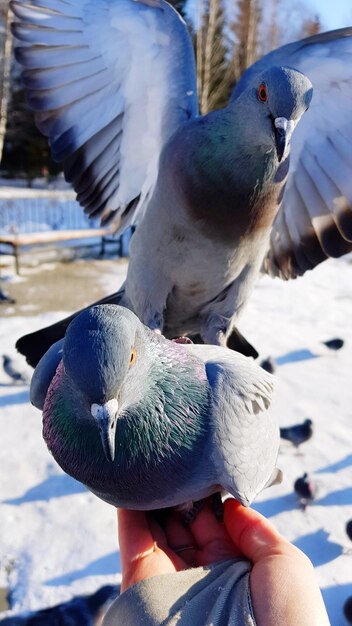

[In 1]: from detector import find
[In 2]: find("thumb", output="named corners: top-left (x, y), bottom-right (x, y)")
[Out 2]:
top-left (223, 499), bottom-right (295, 563)
top-left (118, 509), bottom-right (183, 591)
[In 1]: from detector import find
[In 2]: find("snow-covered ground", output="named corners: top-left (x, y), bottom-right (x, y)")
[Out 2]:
top-left (0, 254), bottom-right (351, 624)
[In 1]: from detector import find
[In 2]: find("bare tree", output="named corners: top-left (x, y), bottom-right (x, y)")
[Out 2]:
top-left (0, 2), bottom-right (13, 164)
top-left (197, 0), bottom-right (230, 113)
top-left (231, 0), bottom-right (261, 83)
top-left (301, 14), bottom-right (321, 37)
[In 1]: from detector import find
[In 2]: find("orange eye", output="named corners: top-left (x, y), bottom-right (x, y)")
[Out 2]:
top-left (130, 348), bottom-right (136, 366)
top-left (258, 83), bottom-right (268, 102)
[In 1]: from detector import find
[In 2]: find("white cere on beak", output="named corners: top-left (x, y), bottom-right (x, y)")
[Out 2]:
top-left (274, 117), bottom-right (295, 138)
top-left (91, 399), bottom-right (119, 462)
top-left (91, 399), bottom-right (119, 421)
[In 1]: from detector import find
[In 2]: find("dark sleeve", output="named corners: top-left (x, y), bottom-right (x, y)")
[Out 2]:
top-left (103, 558), bottom-right (257, 625)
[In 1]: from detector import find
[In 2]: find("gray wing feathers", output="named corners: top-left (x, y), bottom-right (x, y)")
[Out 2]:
top-left (11, 0), bottom-right (198, 232)
top-left (205, 355), bottom-right (278, 506)
top-left (237, 28), bottom-right (352, 279)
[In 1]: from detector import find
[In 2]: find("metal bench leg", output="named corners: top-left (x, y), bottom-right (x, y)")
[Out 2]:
top-left (13, 245), bottom-right (20, 275)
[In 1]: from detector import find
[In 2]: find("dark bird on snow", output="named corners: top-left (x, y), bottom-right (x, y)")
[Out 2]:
top-left (260, 357), bottom-right (276, 374)
top-left (10, 1), bottom-right (352, 367)
top-left (322, 338), bottom-right (344, 351)
top-left (2, 354), bottom-right (30, 385)
top-left (280, 418), bottom-right (313, 448)
top-left (344, 596), bottom-right (352, 625)
top-left (0, 288), bottom-right (15, 305)
top-left (30, 304), bottom-right (282, 511)
top-left (346, 519), bottom-right (352, 542)
top-left (0, 585), bottom-right (118, 626)
top-left (294, 472), bottom-right (317, 505)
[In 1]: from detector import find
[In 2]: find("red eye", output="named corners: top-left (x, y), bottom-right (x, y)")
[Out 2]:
top-left (258, 83), bottom-right (268, 102)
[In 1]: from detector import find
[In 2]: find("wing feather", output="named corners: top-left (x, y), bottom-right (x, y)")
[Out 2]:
top-left (11, 0), bottom-right (198, 231)
top-left (205, 352), bottom-right (278, 505)
top-left (237, 29), bottom-right (352, 278)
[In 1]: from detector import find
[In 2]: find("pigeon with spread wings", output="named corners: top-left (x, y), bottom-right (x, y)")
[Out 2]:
top-left (10, 1), bottom-right (352, 366)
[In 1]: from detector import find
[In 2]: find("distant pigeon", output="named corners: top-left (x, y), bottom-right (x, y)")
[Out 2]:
top-left (11, 2), bottom-right (352, 366)
top-left (30, 304), bottom-right (282, 510)
top-left (346, 519), bottom-right (352, 542)
top-left (322, 338), bottom-right (344, 351)
top-left (294, 472), bottom-right (316, 506)
top-left (0, 288), bottom-right (15, 305)
top-left (2, 354), bottom-right (30, 385)
top-left (260, 357), bottom-right (276, 374)
top-left (0, 585), bottom-right (118, 626)
top-left (344, 596), bottom-right (352, 625)
top-left (280, 418), bottom-right (313, 448)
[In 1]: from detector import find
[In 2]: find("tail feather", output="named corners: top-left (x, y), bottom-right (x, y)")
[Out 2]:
top-left (16, 288), bottom-right (125, 368)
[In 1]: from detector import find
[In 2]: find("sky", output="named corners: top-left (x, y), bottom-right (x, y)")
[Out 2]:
top-left (307, 0), bottom-right (352, 29)
top-left (186, 0), bottom-right (352, 39)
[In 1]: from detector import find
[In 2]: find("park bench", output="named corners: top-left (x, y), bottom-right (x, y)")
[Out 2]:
top-left (0, 187), bottom-right (126, 274)
top-left (0, 226), bottom-right (116, 275)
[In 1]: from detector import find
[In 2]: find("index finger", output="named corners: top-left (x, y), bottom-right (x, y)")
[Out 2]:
top-left (224, 499), bottom-right (296, 563)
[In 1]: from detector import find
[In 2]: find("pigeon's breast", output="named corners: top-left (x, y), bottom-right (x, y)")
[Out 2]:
top-left (42, 360), bottom-right (218, 510)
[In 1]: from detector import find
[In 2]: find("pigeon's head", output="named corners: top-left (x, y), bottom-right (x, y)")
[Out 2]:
top-left (63, 305), bottom-right (151, 462)
top-left (241, 66), bottom-right (313, 162)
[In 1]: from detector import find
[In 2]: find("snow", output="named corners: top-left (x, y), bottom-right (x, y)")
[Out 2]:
top-left (0, 255), bottom-right (352, 624)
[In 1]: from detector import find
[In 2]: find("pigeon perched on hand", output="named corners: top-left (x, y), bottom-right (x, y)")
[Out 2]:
top-left (280, 418), bottom-right (313, 449)
top-left (12, 2), bottom-right (352, 366)
top-left (30, 304), bottom-right (281, 510)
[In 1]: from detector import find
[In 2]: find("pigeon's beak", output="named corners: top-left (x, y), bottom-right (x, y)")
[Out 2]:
top-left (274, 117), bottom-right (294, 162)
top-left (91, 399), bottom-right (119, 462)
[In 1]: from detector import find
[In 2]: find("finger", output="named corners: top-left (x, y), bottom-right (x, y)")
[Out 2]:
top-left (189, 500), bottom-right (233, 550)
top-left (224, 499), bottom-right (295, 563)
top-left (163, 510), bottom-right (198, 566)
top-left (189, 500), bottom-right (240, 565)
top-left (118, 508), bottom-right (155, 571)
top-left (164, 510), bottom-right (196, 548)
top-left (117, 509), bottom-right (179, 592)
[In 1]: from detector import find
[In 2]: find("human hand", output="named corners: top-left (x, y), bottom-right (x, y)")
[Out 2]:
top-left (118, 498), bottom-right (330, 625)
top-left (118, 498), bottom-right (237, 592)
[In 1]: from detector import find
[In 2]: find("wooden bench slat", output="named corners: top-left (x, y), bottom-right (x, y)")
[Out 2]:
top-left (0, 228), bottom-right (112, 247)
top-left (0, 226), bottom-right (118, 274)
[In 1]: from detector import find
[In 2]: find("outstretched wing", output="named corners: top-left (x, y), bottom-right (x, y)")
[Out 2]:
top-left (233, 28), bottom-right (352, 279)
top-left (11, 0), bottom-right (198, 232)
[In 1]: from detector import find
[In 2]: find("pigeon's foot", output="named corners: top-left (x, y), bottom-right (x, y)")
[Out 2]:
top-left (178, 494), bottom-right (224, 525)
top-left (212, 492), bottom-right (224, 521)
top-left (181, 500), bottom-right (204, 526)
top-left (226, 328), bottom-right (259, 359)
top-left (172, 336), bottom-right (193, 344)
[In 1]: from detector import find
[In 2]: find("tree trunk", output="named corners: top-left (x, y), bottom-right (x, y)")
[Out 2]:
top-left (0, 4), bottom-right (13, 164)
